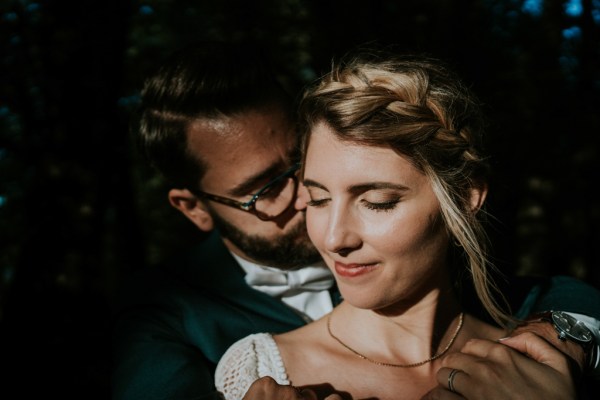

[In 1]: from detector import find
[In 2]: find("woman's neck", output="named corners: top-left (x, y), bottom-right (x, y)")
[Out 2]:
top-left (330, 290), bottom-right (463, 366)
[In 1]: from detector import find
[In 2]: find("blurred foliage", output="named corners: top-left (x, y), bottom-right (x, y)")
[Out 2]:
top-left (0, 0), bottom-right (598, 397)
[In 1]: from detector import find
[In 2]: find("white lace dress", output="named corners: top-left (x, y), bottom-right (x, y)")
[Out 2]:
top-left (215, 333), bottom-right (290, 400)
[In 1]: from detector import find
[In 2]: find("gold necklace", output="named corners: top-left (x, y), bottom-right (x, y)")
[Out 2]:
top-left (326, 312), bottom-right (464, 368)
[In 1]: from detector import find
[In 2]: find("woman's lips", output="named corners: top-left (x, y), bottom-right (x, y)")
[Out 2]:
top-left (334, 261), bottom-right (379, 278)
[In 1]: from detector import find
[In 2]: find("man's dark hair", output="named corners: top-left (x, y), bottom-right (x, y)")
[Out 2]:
top-left (136, 41), bottom-right (292, 189)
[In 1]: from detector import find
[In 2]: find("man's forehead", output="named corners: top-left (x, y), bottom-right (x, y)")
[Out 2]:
top-left (188, 110), bottom-right (297, 192)
top-left (187, 108), bottom-right (295, 144)
top-left (201, 149), bottom-right (295, 195)
top-left (191, 117), bottom-right (231, 138)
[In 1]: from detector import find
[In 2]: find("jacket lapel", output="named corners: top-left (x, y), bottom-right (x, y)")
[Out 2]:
top-left (172, 232), bottom-right (308, 329)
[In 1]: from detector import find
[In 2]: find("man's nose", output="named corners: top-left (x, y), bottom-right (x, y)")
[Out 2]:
top-left (294, 183), bottom-right (309, 211)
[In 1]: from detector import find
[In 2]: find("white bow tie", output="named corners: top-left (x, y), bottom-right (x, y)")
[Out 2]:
top-left (243, 265), bottom-right (335, 297)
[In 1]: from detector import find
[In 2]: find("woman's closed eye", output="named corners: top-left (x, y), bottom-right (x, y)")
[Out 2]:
top-left (307, 196), bottom-right (401, 211)
top-left (361, 199), bottom-right (400, 211)
top-left (360, 192), bottom-right (402, 212)
top-left (305, 186), bottom-right (330, 207)
top-left (306, 197), bottom-right (330, 207)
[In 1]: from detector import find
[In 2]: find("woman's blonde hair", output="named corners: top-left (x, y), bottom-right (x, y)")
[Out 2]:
top-left (299, 48), bottom-right (512, 327)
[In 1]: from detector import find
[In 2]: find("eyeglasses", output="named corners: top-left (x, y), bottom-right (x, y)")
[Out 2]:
top-left (193, 163), bottom-right (300, 221)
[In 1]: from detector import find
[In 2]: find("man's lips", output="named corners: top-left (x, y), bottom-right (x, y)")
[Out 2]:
top-left (334, 261), bottom-right (380, 278)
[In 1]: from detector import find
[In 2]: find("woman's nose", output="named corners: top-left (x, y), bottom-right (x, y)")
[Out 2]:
top-left (324, 207), bottom-right (361, 256)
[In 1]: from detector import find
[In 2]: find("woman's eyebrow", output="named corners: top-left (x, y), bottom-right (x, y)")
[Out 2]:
top-left (302, 179), bottom-right (327, 190)
top-left (302, 179), bottom-right (408, 194)
top-left (347, 182), bottom-right (409, 195)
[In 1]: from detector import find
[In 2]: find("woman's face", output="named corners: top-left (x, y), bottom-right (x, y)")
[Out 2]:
top-left (302, 121), bottom-right (451, 311)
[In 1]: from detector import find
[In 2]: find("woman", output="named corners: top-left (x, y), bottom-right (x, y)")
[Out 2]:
top-left (214, 49), bottom-right (572, 400)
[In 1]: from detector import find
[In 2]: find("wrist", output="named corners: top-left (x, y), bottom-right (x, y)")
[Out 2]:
top-left (516, 310), bottom-right (596, 374)
top-left (564, 312), bottom-right (600, 376)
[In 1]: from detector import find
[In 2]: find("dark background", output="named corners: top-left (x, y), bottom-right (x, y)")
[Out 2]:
top-left (0, 0), bottom-right (598, 398)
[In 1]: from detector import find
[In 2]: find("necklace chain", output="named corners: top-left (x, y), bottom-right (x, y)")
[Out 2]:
top-left (326, 312), bottom-right (464, 368)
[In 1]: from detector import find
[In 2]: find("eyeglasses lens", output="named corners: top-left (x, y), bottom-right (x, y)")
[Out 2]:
top-left (254, 176), bottom-right (296, 220)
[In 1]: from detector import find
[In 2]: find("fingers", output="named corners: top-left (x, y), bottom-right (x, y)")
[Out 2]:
top-left (437, 336), bottom-right (578, 400)
top-left (499, 332), bottom-right (572, 374)
top-left (420, 384), bottom-right (465, 400)
top-left (447, 368), bottom-right (461, 393)
top-left (507, 318), bottom-right (586, 372)
top-left (454, 333), bottom-right (572, 376)
top-left (242, 376), bottom-right (318, 400)
top-left (298, 388), bottom-right (319, 400)
top-left (443, 336), bottom-right (570, 382)
top-left (447, 336), bottom-right (552, 371)
top-left (439, 349), bottom-right (482, 376)
top-left (324, 395), bottom-right (344, 400)
top-left (436, 367), bottom-right (468, 396)
top-left (456, 337), bottom-right (501, 358)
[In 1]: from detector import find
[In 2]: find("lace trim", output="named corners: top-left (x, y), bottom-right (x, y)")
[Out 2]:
top-left (215, 333), bottom-right (289, 399)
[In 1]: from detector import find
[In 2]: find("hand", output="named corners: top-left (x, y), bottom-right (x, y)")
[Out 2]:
top-left (421, 333), bottom-right (577, 400)
top-left (242, 376), bottom-right (343, 400)
top-left (509, 317), bottom-right (587, 372)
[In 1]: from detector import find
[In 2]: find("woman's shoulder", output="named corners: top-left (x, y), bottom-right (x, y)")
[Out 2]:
top-left (220, 333), bottom-right (286, 364)
top-left (215, 333), bottom-right (289, 399)
top-left (277, 313), bottom-right (329, 341)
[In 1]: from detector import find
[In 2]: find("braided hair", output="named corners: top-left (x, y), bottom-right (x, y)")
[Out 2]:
top-left (299, 49), bottom-right (511, 327)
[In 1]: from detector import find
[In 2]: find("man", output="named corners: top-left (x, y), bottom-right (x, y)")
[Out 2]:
top-left (112, 41), bottom-right (600, 400)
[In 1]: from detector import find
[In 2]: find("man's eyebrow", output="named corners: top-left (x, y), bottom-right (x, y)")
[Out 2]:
top-left (228, 162), bottom-right (286, 197)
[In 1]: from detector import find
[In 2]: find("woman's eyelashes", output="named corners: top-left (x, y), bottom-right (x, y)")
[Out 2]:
top-left (306, 198), bottom-right (329, 208)
top-left (361, 199), bottom-right (400, 212)
top-left (306, 192), bottom-right (401, 212)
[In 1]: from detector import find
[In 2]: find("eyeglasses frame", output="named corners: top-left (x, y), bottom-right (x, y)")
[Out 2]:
top-left (193, 163), bottom-right (301, 221)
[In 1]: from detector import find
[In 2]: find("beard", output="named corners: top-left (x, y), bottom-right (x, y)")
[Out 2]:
top-left (210, 212), bottom-right (322, 270)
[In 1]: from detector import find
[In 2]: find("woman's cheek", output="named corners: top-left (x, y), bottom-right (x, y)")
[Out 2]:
top-left (305, 208), bottom-right (324, 248)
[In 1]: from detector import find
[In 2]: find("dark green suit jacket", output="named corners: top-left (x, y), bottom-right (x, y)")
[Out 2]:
top-left (112, 232), bottom-right (600, 400)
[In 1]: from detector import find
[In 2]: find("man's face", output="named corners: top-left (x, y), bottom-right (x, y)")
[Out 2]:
top-left (186, 106), bottom-right (321, 269)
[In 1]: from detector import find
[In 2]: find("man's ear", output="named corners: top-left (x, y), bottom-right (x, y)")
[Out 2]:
top-left (469, 181), bottom-right (488, 212)
top-left (168, 188), bottom-right (214, 232)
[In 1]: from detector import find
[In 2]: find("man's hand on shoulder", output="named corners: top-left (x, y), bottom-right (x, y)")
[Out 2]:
top-left (508, 316), bottom-right (586, 373)
top-left (422, 326), bottom-right (578, 399)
